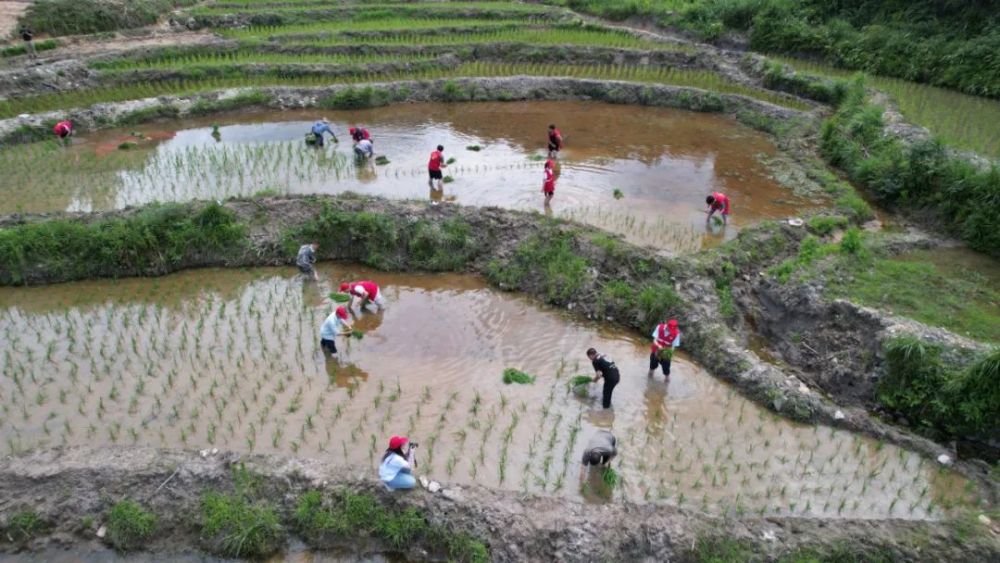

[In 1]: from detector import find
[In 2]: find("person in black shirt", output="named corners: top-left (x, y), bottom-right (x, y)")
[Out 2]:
top-left (20, 28), bottom-right (36, 59)
top-left (587, 347), bottom-right (620, 409)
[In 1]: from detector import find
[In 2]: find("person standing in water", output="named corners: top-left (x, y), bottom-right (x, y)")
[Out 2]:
top-left (587, 348), bottom-right (620, 409)
top-left (379, 436), bottom-right (418, 490)
top-left (649, 318), bottom-right (681, 379)
top-left (296, 242), bottom-right (319, 281)
top-left (319, 306), bottom-right (353, 358)
top-left (547, 124), bottom-right (563, 158)
top-left (542, 158), bottom-right (556, 206)
top-left (311, 118), bottom-right (337, 147)
top-left (428, 144), bottom-right (446, 191)
top-left (705, 192), bottom-right (731, 226)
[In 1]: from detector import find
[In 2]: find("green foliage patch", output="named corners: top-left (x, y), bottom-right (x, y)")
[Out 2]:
top-left (0, 202), bottom-right (246, 285)
top-left (21, 0), bottom-right (199, 36)
top-left (106, 499), bottom-right (156, 552)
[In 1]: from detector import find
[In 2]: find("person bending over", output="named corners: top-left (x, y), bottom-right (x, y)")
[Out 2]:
top-left (297, 242), bottom-right (319, 281)
top-left (587, 347), bottom-right (620, 409)
top-left (340, 280), bottom-right (385, 311)
top-left (705, 192), bottom-right (731, 226)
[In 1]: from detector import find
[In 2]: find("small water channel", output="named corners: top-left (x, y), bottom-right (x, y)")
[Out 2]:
top-left (0, 101), bottom-right (816, 253)
top-left (0, 265), bottom-right (971, 519)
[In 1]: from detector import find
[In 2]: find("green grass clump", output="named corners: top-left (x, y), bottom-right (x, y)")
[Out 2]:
top-left (442, 175), bottom-right (455, 183)
top-left (487, 228), bottom-right (588, 303)
top-left (569, 375), bottom-right (593, 387)
top-left (319, 85), bottom-right (393, 110)
top-left (201, 491), bottom-right (283, 559)
top-left (1, 39), bottom-right (58, 58)
top-left (502, 368), bottom-right (536, 385)
top-left (3, 510), bottom-right (46, 543)
top-left (293, 491), bottom-right (488, 561)
top-left (806, 215), bottom-right (848, 236)
top-left (117, 141), bottom-right (138, 150)
top-left (612, 188), bottom-right (624, 199)
top-left (106, 499), bottom-right (156, 552)
top-left (351, 329), bottom-right (364, 339)
top-left (466, 145), bottom-right (481, 151)
top-left (375, 156), bottom-right (390, 165)
top-left (878, 338), bottom-right (1000, 437)
top-left (0, 202), bottom-right (246, 285)
top-left (189, 90), bottom-right (273, 116)
top-left (330, 292), bottom-right (351, 303)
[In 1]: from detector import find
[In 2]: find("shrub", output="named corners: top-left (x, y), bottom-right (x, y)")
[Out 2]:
top-left (20, 0), bottom-right (199, 36)
top-left (319, 86), bottom-right (390, 110)
top-left (201, 492), bottom-right (283, 558)
top-left (839, 227), bottom-right (862, 254)
top-left (106, 499), bottom-right (156, 552)
top-left (189, 90), bottom-right (273, 116)
top-left (3, 510), bottom-right (46, 543)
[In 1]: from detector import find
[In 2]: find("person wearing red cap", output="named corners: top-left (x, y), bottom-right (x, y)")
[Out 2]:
top-left (428, 144), bottom-right (446, 191)
top-left (53, 120), bottom-right (73, 144)
top-left (379, 435), bottom-right (417, 490)
top-left (649, 319), bottom-right (681, 379)
top-left (349, 126), bottom-right (371, 144)
top-left (339, 280), bottom-right (385, 311)
top-left (705, 192), bottom-right (731, 225)
top-left (542, 158), bottom-right (556, 205)
top-left (319, 306), bottom-right (353, 358)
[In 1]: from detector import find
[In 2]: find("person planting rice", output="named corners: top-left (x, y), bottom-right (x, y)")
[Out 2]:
top-left (349, 126), bottom-right (371, 144)
top-left (547, 124), bottom-right (563, 158)
top-left (586, 348), bottom-right (620, 409)
top-left (319, 306), bottom-right (353, 358)
top-left (705, 191), bottom-right (731, 225)
top-left (543, 158), bottom-right (556, 205)
top-left (310, 118), bottom-right (337, 147)
top-left (428, 144), bottom-right (446, 191)
top-left (354, 138), bottom-right (374, 160)
top-left (53, 120), bottom-right (73, 143)
top-left (649, 319), bottom-right (681, 379)
top-left (339, 280), bottom-right (385, 311)
top-left (581, 430), bottom-right (617, 469)
top-left (379, 435), bottom-right (418, 490)
top-left (296, 242), bottom-right (319, 281)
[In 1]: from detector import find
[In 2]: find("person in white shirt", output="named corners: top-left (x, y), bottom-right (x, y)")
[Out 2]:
top-left (354, 138), bottom-right (374, 159)
top-left (379, 435), bottom-right (417, 490)
top-left (319, 306), bottom-right (352, 358)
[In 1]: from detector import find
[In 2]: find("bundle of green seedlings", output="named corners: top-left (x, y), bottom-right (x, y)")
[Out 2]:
top-left (329, 292), bottom-right (350, 302)
top-left (568, 375), bottom-right (591, 397)
top-left (502, 368), bottom-right (535, 385)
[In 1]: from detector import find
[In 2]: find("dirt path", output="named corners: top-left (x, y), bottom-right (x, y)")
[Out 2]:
top-left (0, 0), bottom-right (32, 39)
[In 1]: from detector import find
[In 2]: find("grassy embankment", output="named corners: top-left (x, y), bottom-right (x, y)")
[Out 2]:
top-left (18, 0), bottom-right (200, 36)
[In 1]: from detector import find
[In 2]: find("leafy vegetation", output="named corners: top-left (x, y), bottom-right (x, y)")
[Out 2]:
top-left (878, 338), bottom-right (999, 437)
top-left (1, 39), bottom-right (58, 58)
top-left (486, 228), bottom-right (588, 303)
top-left (553, 0), bottom-right (1000, 98)
top-left (820, 79), bottom-right (1000, 256)
top-left (201, 466), bottom-right (282, 559)
top-left (189, 90), bottom-right (274, 116)
top-left (20, 0), bottom-right (199, 36)
top-left (502, 368), bottom-right (536, 385)
top-left (106, 499), bottom-right (156, 552)
top-left (293, 490), bottom-right (488, 562)
top-left (2, 510), bottom-right (47, 543)
top-left (0, 202), bottom-right (246, 285)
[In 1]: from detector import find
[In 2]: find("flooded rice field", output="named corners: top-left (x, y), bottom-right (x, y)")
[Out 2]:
top-left (0, 264), bottom-right (972, 519)
top-left (0, 101), bottom-right (815, 253)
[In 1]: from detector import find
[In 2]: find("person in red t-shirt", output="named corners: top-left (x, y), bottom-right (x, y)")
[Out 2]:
top-left (547, 124), bottom-right (563, 158)
top-left (705, 192), bottom-right (731, 225)
top-left (542, 159), bottom-right (556, 205)
top-left (339, 280), bottom-right (385, 311)
top-left (349, 126), bottom-right (371, 143)
top-left (53, 120), bottom-right (73, 144)
top-left (428, 144), bottom-right (446, 190)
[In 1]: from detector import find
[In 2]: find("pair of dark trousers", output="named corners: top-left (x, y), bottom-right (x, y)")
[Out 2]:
top-left (649, 352), bottom-right (671, 376)
top-left (601, 372), bottom-right (620, 409)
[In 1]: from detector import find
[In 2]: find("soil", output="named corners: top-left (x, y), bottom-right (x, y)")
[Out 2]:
top-left (1, 446), bottom-right (996, 561)
top-left (0, 1), bottom-right (31, 40)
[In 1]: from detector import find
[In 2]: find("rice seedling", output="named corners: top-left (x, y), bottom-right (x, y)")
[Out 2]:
top-left (501, 368), bottom-right (535, 385)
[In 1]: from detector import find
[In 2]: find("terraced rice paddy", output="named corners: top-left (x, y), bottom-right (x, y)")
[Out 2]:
top-left (1, 101), bottom-right (815, 252)
top-left (0, 265), bottom-right (974, 517)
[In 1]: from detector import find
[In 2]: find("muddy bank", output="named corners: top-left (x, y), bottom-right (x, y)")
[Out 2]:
top-left (1, 446), bottom-right (995, 561)
top-left (0, 194), bottom-right (990, 496)
top-left (0, 75), bottom-right (813, 145)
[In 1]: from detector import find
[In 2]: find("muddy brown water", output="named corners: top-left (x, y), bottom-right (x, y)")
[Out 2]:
top-left (0, 101), bottom-right (817, 253)
top-left (0, 265), bottom-right (973, 519)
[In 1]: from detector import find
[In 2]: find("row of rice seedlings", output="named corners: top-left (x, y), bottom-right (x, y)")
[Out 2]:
top-left (1, 62), bottom-right (807, 119)
top-left (774, 56), bottom-right (1000, 158)
top-left (91, 52), bottom-right (438, 72)
top-left (277, 27), bottom-right (692, 51)
top-left (195, 1), bottom-right (559, 17)
top-left (221, 17), bottom-right (537, 40)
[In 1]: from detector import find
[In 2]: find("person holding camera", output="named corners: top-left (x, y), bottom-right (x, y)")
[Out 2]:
top-left (379, 435), bottom-right (418, 490)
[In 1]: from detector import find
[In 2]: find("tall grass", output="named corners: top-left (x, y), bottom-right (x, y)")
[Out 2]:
top-left (92, 52), bottom-right (438, 72)
top-left (222, 18), bottom-right (540, 40)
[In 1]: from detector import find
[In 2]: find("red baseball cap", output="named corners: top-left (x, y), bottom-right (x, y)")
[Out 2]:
top-left (667, 319), bottom-right (678, 328)
top-left (335, 306), bottom-right (348, 319)
top-left (339, 282), bottom-right (350, 292)
top-left (388, 436), bottom-right (408, 449)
